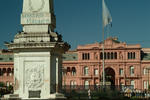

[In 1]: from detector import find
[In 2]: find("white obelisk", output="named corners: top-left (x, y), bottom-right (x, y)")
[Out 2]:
top-left (5, 0), bottom-right (70, 99)
top-left (21, 0), bottom-right (56, 33)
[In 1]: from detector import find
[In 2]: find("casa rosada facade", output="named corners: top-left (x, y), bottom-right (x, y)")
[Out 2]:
top-left (0, 50), bottom-right (14, 86)
top-left (62, 37), bottom-right (150, 91)
top-left (1, 37), bottom-right (150, 90)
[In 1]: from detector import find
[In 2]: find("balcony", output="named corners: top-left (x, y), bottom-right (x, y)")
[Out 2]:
top-left (80, 74), bottom-right (99, 79)
top-left (119, 74), bottom-right (141, 79)
top-left (125, 74), bottom-right (141, 79)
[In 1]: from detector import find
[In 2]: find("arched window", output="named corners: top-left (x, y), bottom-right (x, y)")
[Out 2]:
top-left (7, 68), bottom-right (11, 76)
top-left (67, 67), bottom-right (70, 72)
top-left (84, 66), bottom-right (88, 76)
top-left (67, 67), bottom-right (71, 75)
top-left (2, 68), bottom-right (7, 76)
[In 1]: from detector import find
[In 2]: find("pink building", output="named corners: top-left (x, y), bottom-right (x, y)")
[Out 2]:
top-left (1, 37), bottom-right (150, 91)
top-left (62, 37), bottom-right (150, 90)
top-left (0, 50), bottom-right (14, 86)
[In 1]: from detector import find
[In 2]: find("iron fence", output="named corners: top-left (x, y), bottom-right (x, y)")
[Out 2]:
top-left (61, 85), bottom-right (133, 100)
top-left (61, 85), bottom-right (133, 92)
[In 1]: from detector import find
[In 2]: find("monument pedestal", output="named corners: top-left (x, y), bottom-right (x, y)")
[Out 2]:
top-left (3, 92), bottom-right (66, 100)
top-left (5, 39), bottom-right (69, 99)
top-left (49, 93), bottom-right (66, 100)
top-left (2, 94), bottom-right (21, 100)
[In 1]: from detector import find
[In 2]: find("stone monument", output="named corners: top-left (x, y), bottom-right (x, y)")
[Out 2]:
top-left (4, 0), bottom-right (70, 99)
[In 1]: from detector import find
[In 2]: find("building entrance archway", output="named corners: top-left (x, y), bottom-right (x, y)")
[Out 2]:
top-left (105, 67), bottom-right (115, 85)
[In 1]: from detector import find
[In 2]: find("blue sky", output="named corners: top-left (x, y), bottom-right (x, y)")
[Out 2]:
top-left (0, 0), bottom-right (150, 50)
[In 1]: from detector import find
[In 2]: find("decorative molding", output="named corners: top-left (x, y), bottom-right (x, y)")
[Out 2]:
top-left (15, 54), bottom-right (50, 57)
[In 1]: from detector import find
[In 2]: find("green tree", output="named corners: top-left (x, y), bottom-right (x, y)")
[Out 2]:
top-left (7, 85), bottom-right (13, 92)
top-left (0, 82), bottom-right (5, 87)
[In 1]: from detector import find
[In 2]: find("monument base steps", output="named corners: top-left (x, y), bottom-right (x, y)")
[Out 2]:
top-left (2, 93), bottom-right (66, 100)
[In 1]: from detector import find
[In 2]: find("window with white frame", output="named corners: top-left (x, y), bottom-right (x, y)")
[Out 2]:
top-left (144, 81), bottom-right (148, 89)
top-left (131, 80), bottom-right (135, 89)
top-left (144, 68), bottom-right (148, 75)
top-left (130, 66), bottom-right (134, 76)
top-left (119, 68), bottom-right (124, 76)
top-left (94, 69), bottom-right (98, 76)
top-left (84, 66), bottom-right (88, 76)
top-left (70, 81), bottom-right (77, 89)
top-left (84, 80), bottom-right (89, 89)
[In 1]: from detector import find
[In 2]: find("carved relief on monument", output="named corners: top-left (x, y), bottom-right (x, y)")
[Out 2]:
top-left (25, 62), bottom-right (44, 90)
top-left (29, 0), bottom-right (45, 12)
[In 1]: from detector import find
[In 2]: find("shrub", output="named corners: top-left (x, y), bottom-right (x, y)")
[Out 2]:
top-left (0, 82), bottom-right (5, 87)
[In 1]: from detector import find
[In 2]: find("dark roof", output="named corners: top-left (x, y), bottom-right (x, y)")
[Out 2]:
top-left (112, 39), bottom-right (120, 43)
top-left (0, 52), bottom-right (77, 62)
top-left (142, 53), bottom-right (150, 60)
top-left (63, 53), bottom-right (78, 61)
top-left (0, 54), bottom-right (13, 62)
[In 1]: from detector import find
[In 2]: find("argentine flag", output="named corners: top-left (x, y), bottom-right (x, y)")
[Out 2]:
top-left (102, 0), bottom-right (112, 27)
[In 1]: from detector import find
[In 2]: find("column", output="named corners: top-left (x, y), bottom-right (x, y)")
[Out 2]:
top-left (56, 57), bottom-right (59, 93)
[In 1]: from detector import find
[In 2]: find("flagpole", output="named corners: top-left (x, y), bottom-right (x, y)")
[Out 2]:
top-left (102, 0), bottom-right (105, 87)
top-left (101, 0), bottom-right (112, 88)
top-left (102, 26), bottom-right (105, 87)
